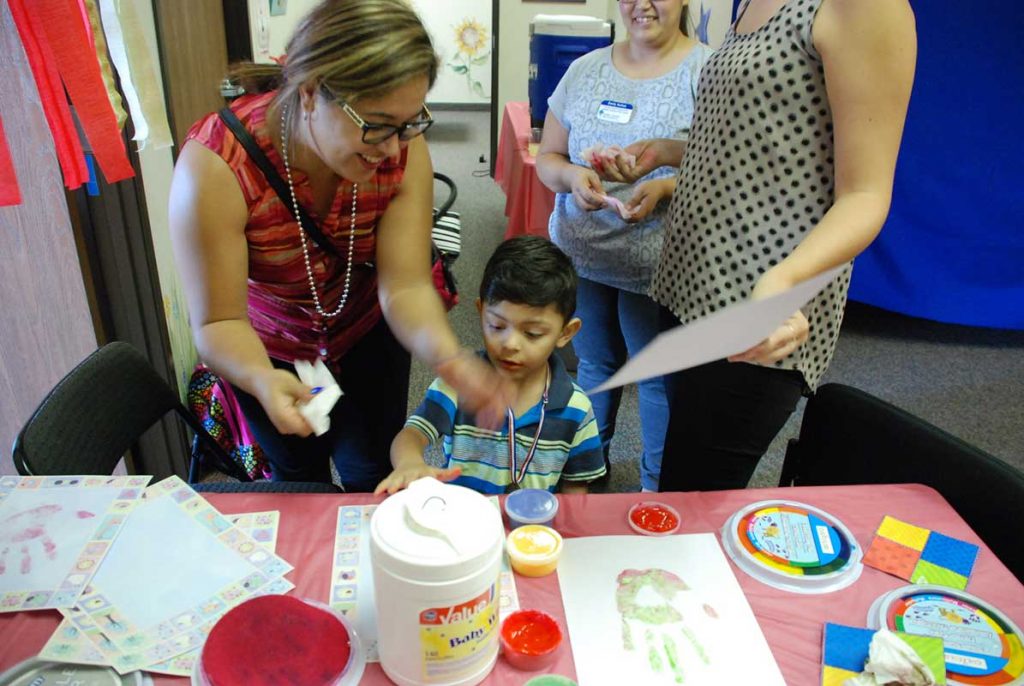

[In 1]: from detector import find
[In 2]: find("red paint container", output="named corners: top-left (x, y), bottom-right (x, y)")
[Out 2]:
top-left (499, 609), bottom-right (563, 671)
top-left (628, 501), bottom-right (681, 536)
top-left (194, 595), bottom-right (364, 686)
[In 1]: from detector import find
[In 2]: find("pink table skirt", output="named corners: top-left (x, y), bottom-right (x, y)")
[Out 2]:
top-left (1, 484), bottom-right (1022, 684)
top-left (494, 101), bottom-right (555, 240)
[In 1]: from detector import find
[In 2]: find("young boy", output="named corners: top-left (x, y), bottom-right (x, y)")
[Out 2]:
top-left (375, 236), bottom-right (606, 495)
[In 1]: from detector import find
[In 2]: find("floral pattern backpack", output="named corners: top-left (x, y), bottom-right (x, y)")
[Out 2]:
top-left (187, 365), bottom-right (271, 481)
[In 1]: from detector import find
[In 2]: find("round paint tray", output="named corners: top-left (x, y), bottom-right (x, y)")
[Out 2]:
top-left (867, 584), bottom-right (1024, 686)
top-left (0, 658), bottom-right (149, 686)
top-left (192, 595), bottom-right (365, 686)
top-left (720, 499), bottom-right (862, 593)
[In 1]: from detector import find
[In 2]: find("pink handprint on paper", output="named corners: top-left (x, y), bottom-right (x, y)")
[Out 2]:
top-left (0, 504), bottom-right (93, 575)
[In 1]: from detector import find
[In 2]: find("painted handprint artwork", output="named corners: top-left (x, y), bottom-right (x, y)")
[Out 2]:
top-left (0, 476), bottom-right (147, 612)
top-left (558, 534), bottom-right (786, 685)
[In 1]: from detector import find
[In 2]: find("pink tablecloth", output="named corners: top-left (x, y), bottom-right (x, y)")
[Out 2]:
top-left (493, 101), bottom-right (555, 240)
top-left (1, 485), bottom-right (1022, 684)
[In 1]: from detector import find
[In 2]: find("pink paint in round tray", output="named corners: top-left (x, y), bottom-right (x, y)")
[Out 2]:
top-left (193, 595), bottom-right (365, 686)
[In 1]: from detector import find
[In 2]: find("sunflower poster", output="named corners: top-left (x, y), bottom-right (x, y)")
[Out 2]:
top-left (409, 0), bottom-right (492, 104)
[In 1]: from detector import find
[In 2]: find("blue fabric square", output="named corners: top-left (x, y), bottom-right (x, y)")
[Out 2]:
top-left (822, 623), bottom-right (874, 672)
top-left (921, 531), bottom-right (979, 578)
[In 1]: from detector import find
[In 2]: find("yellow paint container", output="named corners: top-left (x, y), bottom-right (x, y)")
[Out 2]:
top-left (506, 525), bottom-right (563, 578)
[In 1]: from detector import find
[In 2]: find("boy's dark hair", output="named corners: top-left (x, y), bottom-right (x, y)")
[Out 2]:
top-left (479, 236), bottom-right (577, 321)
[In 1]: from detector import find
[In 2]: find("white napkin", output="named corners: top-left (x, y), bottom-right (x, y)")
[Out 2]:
top-left (294, 359), bottom-right (343, 436)
top-left (599, 194), bottom-right (637, 220)
top-left (844, 629), bottom-right (938, 686)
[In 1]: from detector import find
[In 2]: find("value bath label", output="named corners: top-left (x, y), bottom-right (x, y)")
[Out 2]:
top-left (419, 584), bottom-right (499, 681)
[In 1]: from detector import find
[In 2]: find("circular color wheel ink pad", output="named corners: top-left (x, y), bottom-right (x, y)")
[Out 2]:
top-left (721, 499), bottom-right (862, 593)
top-left (868, 584), bottom-right (1024, 686)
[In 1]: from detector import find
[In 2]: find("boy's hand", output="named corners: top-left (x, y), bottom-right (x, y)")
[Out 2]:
top-left (374, 465), bottom-right (462, 496)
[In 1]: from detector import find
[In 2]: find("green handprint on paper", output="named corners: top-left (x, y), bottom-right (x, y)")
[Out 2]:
top-left (616, 569), bottom-right (718, 684)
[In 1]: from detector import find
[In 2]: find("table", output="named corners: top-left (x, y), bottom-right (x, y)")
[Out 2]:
top-left (493, 101), bottom-right (556, 240)
top-left (2, 485), bottom-right (1023, 684)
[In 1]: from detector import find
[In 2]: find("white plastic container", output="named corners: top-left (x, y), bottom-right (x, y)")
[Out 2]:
top-left (371, 478), bottom-right (505, 686)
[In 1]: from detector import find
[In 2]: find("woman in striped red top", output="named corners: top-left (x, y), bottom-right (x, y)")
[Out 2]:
top-left (170, 0), bottom-right (510, 490)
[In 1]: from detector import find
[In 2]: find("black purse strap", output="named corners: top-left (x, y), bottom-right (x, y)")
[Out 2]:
top-left (217, 107), bottom-right (341, 259)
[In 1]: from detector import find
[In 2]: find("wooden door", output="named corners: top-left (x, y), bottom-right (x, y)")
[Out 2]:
top-left (153, 0), bottom-right (230, 151)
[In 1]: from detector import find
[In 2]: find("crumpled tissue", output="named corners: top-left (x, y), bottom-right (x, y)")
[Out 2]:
top-left (294, 359), bottom-right (343, 436)
top-left (844, 628), bottom-right (938, 686)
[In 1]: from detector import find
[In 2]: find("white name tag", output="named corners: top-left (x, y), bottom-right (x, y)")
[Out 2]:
top-left (596, 100), bottom-right (634, 124)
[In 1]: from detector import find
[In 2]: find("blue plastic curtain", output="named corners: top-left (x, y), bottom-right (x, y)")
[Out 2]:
top-left (848, 0), bottom-right (1024, 329)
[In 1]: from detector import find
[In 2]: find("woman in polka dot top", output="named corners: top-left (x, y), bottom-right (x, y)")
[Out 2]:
top-left (606, 0), bottom-right (917, 491)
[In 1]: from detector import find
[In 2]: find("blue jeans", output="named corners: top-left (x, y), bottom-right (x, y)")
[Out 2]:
top-left (574, 277), bottom-right (668, 491)
top-left (234, 318), bottom-right (410, 492)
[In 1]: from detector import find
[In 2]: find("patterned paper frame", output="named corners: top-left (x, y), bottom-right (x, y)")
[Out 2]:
top-left (40, 509), bottom-right (285, 675)
top-left (0, 475), bottom-right (150, 613)
top-left (62, 477), bottom-right (293, 673)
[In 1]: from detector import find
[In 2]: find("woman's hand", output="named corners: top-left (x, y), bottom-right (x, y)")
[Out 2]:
top-left (435, 350), bottom-right (516, 429)
top-left (729, 268), bottom-right (809, 365)
top-left (373, 464), bottom-right (462, 496)
top-left (728, 310), bottom-right (809, 365)
top-left (625, 178), bottom-right (675, 222)
top-left (251, 368), bottom-right (316, 436)
top-left (569, 166), bottom-right (607, 211)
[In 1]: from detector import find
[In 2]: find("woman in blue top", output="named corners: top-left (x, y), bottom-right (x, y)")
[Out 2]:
top-left (536, 0), bottom-right (711, 491)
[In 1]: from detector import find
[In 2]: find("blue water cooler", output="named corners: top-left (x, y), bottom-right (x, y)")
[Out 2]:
top-left (529, 15), bottom-right (613, 128)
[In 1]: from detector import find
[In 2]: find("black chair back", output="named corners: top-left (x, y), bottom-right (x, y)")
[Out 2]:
top-left (780, 383), bottom-right (1024, 582)
top-left (12, 342), bottom-right (247, 482)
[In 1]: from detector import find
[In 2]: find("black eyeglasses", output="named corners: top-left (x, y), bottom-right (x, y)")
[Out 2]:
top-left (321, 85), bottom-right (434, 144)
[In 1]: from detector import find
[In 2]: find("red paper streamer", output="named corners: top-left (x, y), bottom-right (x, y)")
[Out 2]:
top-left (7, 0), bottom-right (89, 190)
top-left (0, 115), bottom-right (22, 207)
top-left (32, 0), bottom-right (134, 183)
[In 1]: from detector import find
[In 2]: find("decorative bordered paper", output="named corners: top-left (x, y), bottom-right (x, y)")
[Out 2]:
top-left (40, 509), bottom-right (285, 675)
top-left (0, 475), bottom-right (150, 613)
top-left (864, 516), bottom-right (980, 590)
top-left (328, 501), bottom-right (521, 664)
top-left (60, 477), bottom-right (293, 673)
top-left (821, 622), bottom-right (946, 686)
top-left (721, 500), bottom-right (863, 594)
top-left (869, 585), bottom-right (1024, 686)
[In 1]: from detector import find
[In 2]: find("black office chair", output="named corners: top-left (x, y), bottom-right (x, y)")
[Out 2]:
top-left (12, 342), bottom-right (249, 482)
top-left (780, 383), bottom-right (1024, 582)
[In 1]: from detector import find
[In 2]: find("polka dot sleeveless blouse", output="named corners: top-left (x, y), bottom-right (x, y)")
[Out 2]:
top-left (649, 0), bottom-right (851, 391)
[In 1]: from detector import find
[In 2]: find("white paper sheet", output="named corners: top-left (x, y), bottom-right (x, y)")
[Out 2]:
top-left (557, 534), bottom-right (785, 686)
top-left (592, 266), bottom-right (844, 393)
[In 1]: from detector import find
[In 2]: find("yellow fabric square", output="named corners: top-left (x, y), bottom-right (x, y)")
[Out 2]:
top-left (877, 516), bottom-right (930, 551)
top-left (822, 665), bottom-right (860, 686)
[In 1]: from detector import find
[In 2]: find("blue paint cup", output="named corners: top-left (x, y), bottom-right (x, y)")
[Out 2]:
top-left (504, 488), bottom-right (559, 529)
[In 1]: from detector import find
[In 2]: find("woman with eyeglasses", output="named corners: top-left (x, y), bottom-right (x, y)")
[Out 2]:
top-left (535, 0), bottom-right (712, 492)
top-left (169, 0), bottom-right (510, 489)
top-left (606, 0), bottom-right (917, 491)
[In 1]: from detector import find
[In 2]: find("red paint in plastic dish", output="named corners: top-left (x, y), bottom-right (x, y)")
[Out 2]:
top-left (500, 609), bottom-right (564, 671)
top-left (628, 501), bottom-right (681, 536)
top-left (194, 595), bottom-right (365, 686)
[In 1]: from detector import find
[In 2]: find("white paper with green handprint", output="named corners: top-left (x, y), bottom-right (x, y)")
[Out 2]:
top-left (558, 534), bottom-right (785, 685)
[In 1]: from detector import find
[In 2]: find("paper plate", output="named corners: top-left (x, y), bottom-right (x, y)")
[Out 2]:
top-left (0, 658), bottom-right (149, 686)
top-left (720, 499), bottom-right (862, 593)
top-left (867, 584), bottom-right (1024, 686)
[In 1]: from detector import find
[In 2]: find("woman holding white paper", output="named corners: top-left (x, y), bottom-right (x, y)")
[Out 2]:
top-left (169, 0), bottom-right (509, 490)
top-left (535, 0), bottom-right (712, 492)
top-left (604, 0), bottom-right (917, 490)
